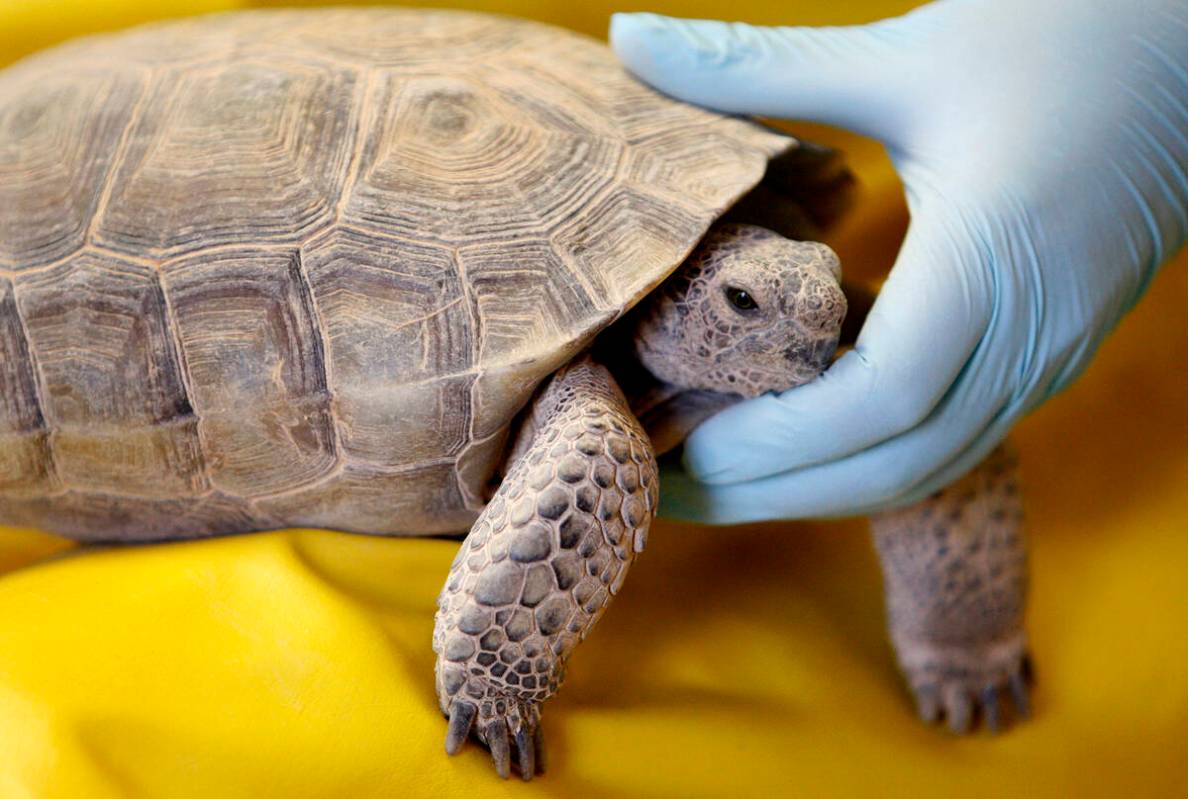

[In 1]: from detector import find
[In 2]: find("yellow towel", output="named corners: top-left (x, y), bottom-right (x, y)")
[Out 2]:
top-left (1, 2), bottom-right (1185, 796)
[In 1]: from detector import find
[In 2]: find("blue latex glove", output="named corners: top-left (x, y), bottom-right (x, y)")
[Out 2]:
top-left (610, 0), bottom-right (1187, 522)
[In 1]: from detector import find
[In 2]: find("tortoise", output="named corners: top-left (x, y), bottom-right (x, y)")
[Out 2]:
top-left (0, 7), bottom-right (1033, 781)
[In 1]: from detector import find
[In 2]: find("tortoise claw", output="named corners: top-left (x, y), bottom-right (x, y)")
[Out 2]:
top-left (981, 685), bottom-right (1002, 733)
top-left (914, 684), bottom-right (941, 723)
top-left (514, 726), bottom-right (535, 781)
top-left (905, 647), bottom-right (1034, 734)
top-left (485, 719), bottom-right (511, 780)
top-left (945, 687), bottom-right (973, 734)
top-left (444, 701), bottom-right (477, 756)
top-left (1009, 671), bottom-right (1031, 720)
top-left (441, 693), bottom-right (545, 780)
top-left (533, 721), bottom-right (547, 774)
top-left (512, 716), bottom-right (546, 779)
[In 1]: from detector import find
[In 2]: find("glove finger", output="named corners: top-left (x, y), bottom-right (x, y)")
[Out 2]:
top-left (662, 385), bottom-right (1011, 523)
top-left (609, 12), bottom-right (917, 139)
top-left (683, 205), bottom-right (992, 485)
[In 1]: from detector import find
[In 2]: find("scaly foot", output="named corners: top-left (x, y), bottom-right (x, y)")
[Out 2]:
top-left (443, 689), bottom-right (544, 779)
top-left (433, 358), bottom-right (657, 779)
top-left (870, 446), bottom-right (1032, 735)
top-left (895, 633), bottom-right (1032, 733)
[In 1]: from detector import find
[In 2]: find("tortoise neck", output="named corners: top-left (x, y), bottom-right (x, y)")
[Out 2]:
top-left (591, 312), bottom-right (742, 456)
top-left (590, 307), bottom-right (666, 410)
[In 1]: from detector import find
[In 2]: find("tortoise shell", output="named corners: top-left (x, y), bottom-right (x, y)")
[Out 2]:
top-left (0, 8), bottom-right (790, 539)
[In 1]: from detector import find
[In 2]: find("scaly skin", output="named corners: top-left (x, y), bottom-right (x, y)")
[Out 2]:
top-left (434, 223), bottom-right (847, 779)
top-left (870, 445), bottom-right (1031, 733)
top-left (433, 357), bottom-right (658, 779)
top-left (633, 223), bottom-right (845, 396)
top-left (435, 219), bottom-right (1035, 776)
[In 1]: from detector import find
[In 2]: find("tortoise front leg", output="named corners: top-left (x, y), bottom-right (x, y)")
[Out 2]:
top-left (870, 445), bottom-right (1032, 733)
top-left (433, 357), bottom-right (657, 779)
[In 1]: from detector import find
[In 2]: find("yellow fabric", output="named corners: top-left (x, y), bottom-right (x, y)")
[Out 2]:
top-left (1, 2), bottom-right (1185, 796)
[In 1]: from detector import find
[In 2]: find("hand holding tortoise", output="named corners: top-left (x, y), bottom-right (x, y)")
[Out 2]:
top-left (612, 0), bottom-right (1187, 521)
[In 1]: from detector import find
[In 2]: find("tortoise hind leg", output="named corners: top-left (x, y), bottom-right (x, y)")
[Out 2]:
top-left (433, 356), bottom-right (658, 779)
top-left (869, 445), bottom-right (1032, 733)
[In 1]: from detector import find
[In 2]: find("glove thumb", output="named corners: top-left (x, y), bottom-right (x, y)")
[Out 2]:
top-left (610, 12), bottom-right (918, 141)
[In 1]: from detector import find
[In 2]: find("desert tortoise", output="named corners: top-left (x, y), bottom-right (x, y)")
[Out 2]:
top-left (0, 8), bottom-right (1031, 781)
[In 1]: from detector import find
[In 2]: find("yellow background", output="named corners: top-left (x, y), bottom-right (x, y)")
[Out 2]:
top-left (1, 1), bottom-right (1185, 796)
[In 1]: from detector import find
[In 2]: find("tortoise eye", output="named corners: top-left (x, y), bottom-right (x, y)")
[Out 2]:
top-left (725, 286), bottom-right (759, 313)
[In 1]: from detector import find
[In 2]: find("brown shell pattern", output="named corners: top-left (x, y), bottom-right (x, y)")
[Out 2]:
top-left (0, 9), bottom-right (790, 539)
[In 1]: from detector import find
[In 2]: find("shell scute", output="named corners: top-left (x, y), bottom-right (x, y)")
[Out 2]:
top-left (0, 8), bottom-right (791, 538)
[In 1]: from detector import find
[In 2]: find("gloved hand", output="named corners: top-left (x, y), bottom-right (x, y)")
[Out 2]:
top-left (610, 0), bottom-right (1187, 522)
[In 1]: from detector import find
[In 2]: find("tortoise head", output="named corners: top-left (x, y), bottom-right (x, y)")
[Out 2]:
top-left (632, 223), bottom-right (846, 397)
